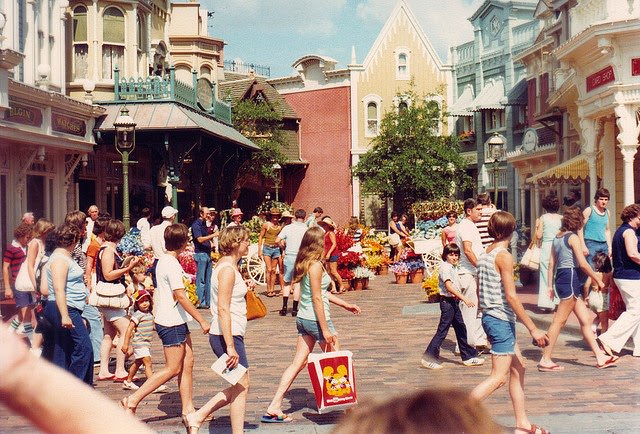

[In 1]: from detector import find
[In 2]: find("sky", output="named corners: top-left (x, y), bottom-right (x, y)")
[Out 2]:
top-left (195, 0), bottom-right (483, 78)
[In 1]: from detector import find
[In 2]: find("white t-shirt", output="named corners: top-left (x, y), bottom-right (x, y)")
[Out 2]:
top-left (136, 217), bottom-right (151, 249)
top-left (278, 221), bottom-right (307, 256)
top-left (149, 220), bottom-right (171, 259)
top-left (455, 218), bottom-right (484, 275)
top-left (153, 255), bottom-right (191, 327)
top-left (209, 262), bottom-right (247, 336)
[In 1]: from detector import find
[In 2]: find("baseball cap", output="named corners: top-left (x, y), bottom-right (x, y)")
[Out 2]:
top-left (161, 206), bottom-right (178, 219)
top-left (133, 288), bottom-right (152, 303)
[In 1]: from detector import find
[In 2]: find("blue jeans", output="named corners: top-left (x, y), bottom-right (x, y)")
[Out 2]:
top-left (585, 239), bottom-right (608, 269)
top-left (194, 252), bottom-right (212, 307)
top-left (44, 301), bottom-right (94, 385)
top-left (424, 297), bottom-right (478, 361)
top-left (81, 304), bottom-right (103, 362)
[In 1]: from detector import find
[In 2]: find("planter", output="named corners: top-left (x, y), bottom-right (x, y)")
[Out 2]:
top-left (363, 277), bottom-right (369, 289)
top-left (410, 270), bottom-right (424, 284)
top-left (379, 265), bottom-right (389, 275)
top-left (353, 278), bottom-right (365, 291)
top-left (394, 272), bottom-right (408, 284)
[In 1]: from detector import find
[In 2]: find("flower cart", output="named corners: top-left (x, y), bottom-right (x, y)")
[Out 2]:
top-left (410, 238), bottom-right (442, 279)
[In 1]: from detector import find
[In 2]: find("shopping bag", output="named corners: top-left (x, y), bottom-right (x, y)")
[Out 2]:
top-left (519, 243), bottom-right (540, 270)
top-left (608, 280), bottom-right (626, 320)
top-left (307, 350), bottom-right (357, 413)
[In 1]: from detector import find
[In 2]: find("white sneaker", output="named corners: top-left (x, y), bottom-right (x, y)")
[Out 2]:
top-left (463, 357), bottom-right (485, 367)
top-left (453, 344), bottom-right (460, 356)
top-left (122, 380), bottom-right (139, 390)
top-left (420, 359), bottom-right (443, 370)
top-left (153, 385), bottom-right (168, 393)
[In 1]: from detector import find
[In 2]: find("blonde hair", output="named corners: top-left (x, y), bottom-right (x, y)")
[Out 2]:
top-left (292, 227), bottom-right (324, 284)
top-left (33, 218), bottom-right (55, 239)
top-left (128, 263), bottom-right (147, 280)
top-left (218, 226), bottom-right (249, 256)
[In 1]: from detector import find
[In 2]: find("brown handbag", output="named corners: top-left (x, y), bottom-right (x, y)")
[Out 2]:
top-left (245, 289), bottom-right (267, 320)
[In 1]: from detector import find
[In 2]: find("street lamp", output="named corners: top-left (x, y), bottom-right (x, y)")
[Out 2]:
top-left (486, 132), bottom-right (506, 207)
top-left (272, 163), bottom-right (282, 202)
top-left (113, 106), bottom-right (137, 230)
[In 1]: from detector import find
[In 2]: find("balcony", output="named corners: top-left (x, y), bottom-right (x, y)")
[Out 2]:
top-left (224, 60), bottom-right (271, 78)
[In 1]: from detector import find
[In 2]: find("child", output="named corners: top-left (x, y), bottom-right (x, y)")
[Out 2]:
top-left (584, 252), bottom-right (611, 334)
top-left (470, 211), bottom-right (550, 434)
top-left (421, 243), bottom-right (484, 369)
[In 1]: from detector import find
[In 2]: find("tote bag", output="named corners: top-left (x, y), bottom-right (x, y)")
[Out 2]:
top-left (307, 350), bottom-right (357, 413)
top-left (245, 289), bottom-right (267, 320)
top-left (14, 240), bottom-right (45, 292)
top-left (520, 243), bottom-right (541, 270)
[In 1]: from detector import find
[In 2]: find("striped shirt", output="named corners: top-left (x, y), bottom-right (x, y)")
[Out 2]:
top-left (478, 246), bottom-right (515, 323)
top-left (3, 240), bottom-right (27, 281)
top-left (131, 311), bottom-right (155, 348)
top-left (476, 207), bottom-right (497, 247)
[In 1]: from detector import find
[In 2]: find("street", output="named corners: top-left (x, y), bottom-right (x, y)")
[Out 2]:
top-left (2, 275), bottom-right (640, 433)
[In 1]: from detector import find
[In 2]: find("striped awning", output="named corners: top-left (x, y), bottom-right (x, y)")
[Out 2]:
top-left (471, 77), bottom-right (505, 111)
top-left (526, 151), bottom-right (603, 185)
top-left (449, 84), bottom-right (475, 116)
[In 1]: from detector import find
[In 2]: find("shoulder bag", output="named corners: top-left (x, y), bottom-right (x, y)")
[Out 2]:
top-left (519, 242), bottom-right (541, 270)
top-left (245, 288), bottom-right (267, 320)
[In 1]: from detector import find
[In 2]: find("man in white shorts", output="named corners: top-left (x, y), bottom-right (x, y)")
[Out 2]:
top-left (276, 209), bottom-right (308, 317)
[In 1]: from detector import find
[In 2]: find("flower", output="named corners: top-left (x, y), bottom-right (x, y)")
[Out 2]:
top-left (389, 262), bottom-right (410, 274)
top-left (353, 266), bottom-right (375, 279)
top-left (118, 231), bottom-right (144, 256)
top-left (337, 251), bottom-right (362, 268)
top-left (183, 275), bottom-right (198, 306)
top-left (335, 230), bottom-right (354, 253)
top-left (178, 247), bottom-right (197, 275)
top-left (338, 268), bottom-right (355, 280)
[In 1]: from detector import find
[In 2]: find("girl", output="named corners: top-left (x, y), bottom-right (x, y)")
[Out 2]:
top-left (584, 252), bottom-right (611, 334)
top-left (258, 208), bottom-right (284, 297)
top-left (421, 243), bottom-right (484, 369)
top-left (262, 227), bottom-right (361, 423)
top-left (470, 211), bottom-right (550, 434)
top-left (317, 216), bottom-right (347, 294)
top-left (389, 212), bottom-right (410, 262)
top-left (538, 206), bottom-right (616, 371)
top-left (441, 211), bottom-right (458, 247)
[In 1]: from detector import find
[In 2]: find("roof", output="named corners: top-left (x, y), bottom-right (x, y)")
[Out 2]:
top-left (471, 77), bottom-right (506, 111)
top-left (218, 77), bottom-right (299, 119)
top-left (94, 102), bottom-right (260, 151)
top-left (504, 78), bottom-right (527, 106)
top-left (526, 150), bottom-right (603, 185)
top-left (448, 84), bottom-right (475, 116)
top-left (281, 129), bottom-right (307, 164)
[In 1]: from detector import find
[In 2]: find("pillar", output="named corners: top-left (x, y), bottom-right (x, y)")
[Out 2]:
top-left (618, 145), bottom-right (638, 205)
top-left (614, 102), bottom-right (640, 206)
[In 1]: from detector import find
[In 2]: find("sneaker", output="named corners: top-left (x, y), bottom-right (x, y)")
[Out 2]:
top-left (453, 344), bottom-right (460, 356)
top-left (463, 357), bottom-right (485, 367)
top-left (122, 380), bottom-right (139, 390)
top-left (420, 359), bottom-right (443, 370)
top-left (153, 385), bottom-right (168, 393)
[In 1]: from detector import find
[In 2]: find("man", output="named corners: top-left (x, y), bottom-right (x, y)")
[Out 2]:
top-left (136, 207), bottom-right (152, 251)
top-left (579, 188), bottom-right (612, 269)
top-left (205, 208), bottom-right (219, 253)
top-left (305, 207), bottom-right (323, 228)
top-left (454, 198), bottom-right (488, 350)
top-left (227, 208), bottom-right (243, 227)
top-left (191, 206), bottom-right (217, 309)
top-left (3, 223), bottom-right (32, 336)
top-left (475, 193), bottom-right (498, 248)
top-left (148, 206), bottom-right (178, 286)
top-left (276, 209), bottom-right (308, 316)
top-left (82, 205), bottom-right (99, 253)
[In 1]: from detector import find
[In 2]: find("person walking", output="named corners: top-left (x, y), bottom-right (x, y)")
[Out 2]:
top-left (258, 208), bottom-right (284, 298)
top-left (475, 193), bottom-right (497, 248)
top-left (579, 188), bottom-right (612, 270)
top-left (535, 195), bottom-right (562, 312)
top-left (276, 209), bottom-right (308, 316)
top-left (148, 206), bottom-right (178, 286)
top-left (191, 206), bottom-right (216, 309)
top-left (3, 223), bottom-right (33, 336)
top-left (317, 216), bottom-right (347, 294)
top-left (305, 207), bottom-right (323, 228)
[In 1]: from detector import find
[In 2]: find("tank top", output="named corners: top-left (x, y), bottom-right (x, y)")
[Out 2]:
top-left (442, 225), bottom-right (457, 244)
top-left (583, 206), bottom-right (608, 242)
top-left (324, 231), bottom-right (340, 257)
top-left (263, 223), bottom-right (281, 247)
top-left (552, 233), bottom-right (577, 269)
top-left (612, 223), bottom-right (640, 280)
top-left (46, 251), bottom-right (88, 311)
top-left (478, 246), bottom-right (515, 323)
top-left (297, 263), bottom-right (332, 321)
top-left (95, 246), bottom-right (125, 284)
top-left (209, 262), bottom-right (248, 336)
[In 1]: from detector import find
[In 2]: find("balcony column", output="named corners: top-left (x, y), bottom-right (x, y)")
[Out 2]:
top-left (614, 103), bottom-right (640, 206)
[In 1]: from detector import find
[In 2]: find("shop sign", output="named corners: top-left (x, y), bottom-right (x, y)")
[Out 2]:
top-left (632, 58), bottom-right (640, 76)
top-left (52, 112), bottom-right (87, 137)
top-left (3, 101), bottom-right (43, 127)
top-left (586, 66), bottom-right (615, 92)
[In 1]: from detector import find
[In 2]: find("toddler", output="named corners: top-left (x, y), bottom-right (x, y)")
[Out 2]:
top-left (584, 252), bottom-right (611, 334)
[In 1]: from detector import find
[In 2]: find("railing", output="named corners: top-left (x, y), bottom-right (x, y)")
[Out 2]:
top-left (454, 41), bottom-right (474, 65)
top-left (512, 20), bottom-right (540, 47)
top-left (224, 60), bottom-right (271, 77)
top-left (113, 66), bottom-right (232, 124)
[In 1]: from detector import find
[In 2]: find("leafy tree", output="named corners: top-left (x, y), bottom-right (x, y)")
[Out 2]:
top-left (353, 87), bottom-right (471, 212)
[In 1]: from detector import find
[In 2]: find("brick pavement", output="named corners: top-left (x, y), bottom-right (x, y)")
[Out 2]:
top-left (2, 275), bottom-right (640, 433)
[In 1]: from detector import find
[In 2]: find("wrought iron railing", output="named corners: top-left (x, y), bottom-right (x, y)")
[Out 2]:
top-left (223, 60), bottom-right (270, 77)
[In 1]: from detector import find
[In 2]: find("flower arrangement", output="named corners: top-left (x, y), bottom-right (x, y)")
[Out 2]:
top-left (422, 271), bottom-right (440, 302)
top-left (364, 254), bottom-right (385, 269)
top-left (255, 200), bottom-right (292, 216)
top-left (338, 251), bottom-right (362, 268)
top-left (389, 261), bottom-right (410, 275)
top-left (406, 259), bottom-right (426, 272)
top-left (458, 130), bottom-right (475, 140)
top-left (335, 230), bottom-right (354, 253)
top-left (178, 246), bottom-right (197, 275)
top-left (118, 231), bottom-right (144, 256)
top-left (353, 266), bottom-right (376, 279)
top-left (337, 268), bottom-right (355, 280)
top-left (244, 216), bottom-right (263, 244)
top-left (361, 238), bottom-right (384, 255)
top-left (182, 275), bottom-right (198, 306)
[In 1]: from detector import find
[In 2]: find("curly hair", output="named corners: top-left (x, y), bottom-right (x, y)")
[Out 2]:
top-left (542, 194), bottom-right (560, 213)
top-left (620, 204), bottom-right (640, 223)
top-left (55, 224), bottom-right (81, 248)
top-left (218, 226), bottom-right (249, 256)
top-left (13, 223), bottom-right (33, 240)
top-left (561, 206), bottom-right (584, 232)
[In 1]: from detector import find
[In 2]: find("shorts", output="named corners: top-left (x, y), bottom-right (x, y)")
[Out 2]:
top-left (482, 314), bottom-right (516, 355)
top-left (155, 323), bottom-right (189, 347)
top-left (209, 334), bottom-right (249, 368)
top-left (283, 254), bottom-right (296, 283)
top-left (554, 268), bottom-right (585, 299)
top-left (328, 255), bottom-right (339, 262)
top-left (12, 288), bottom-right (34, 308)
top-left (99, 307), bottom-right (127, 322)
top-left (296, 317), bottom-right (336, 342)
top-left (262, 245), bottom-right (281, 259)
top-left (133, 346), bottom-right (151, 360)
top-left (585, 239), bottom-right (608, 269)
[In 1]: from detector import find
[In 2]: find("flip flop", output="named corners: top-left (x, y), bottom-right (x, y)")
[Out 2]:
top-left (261, 413), bottom-right (293, 423)
top-left (266, 292), bottom-right (276, 297)
top-left (515, 423), bottom-right (548, 434)
top-left (537, 363), bottom-right (564, 372)
top-left (597, 338), bottom-right (616, 358)
top-left (597, 356), bottom-right (619, 369)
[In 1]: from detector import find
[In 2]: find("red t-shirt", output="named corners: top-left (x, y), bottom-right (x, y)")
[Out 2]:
top-left (3, 241), bottom-right (27, 281)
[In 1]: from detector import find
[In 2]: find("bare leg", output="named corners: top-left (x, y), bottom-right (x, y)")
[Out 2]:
top-left (539, 298), bottom-right (575, 366)
top-left (178, 335), bottom-right (196, 415)
top-left (292, 283), bottom-right (301, 302)
top-left (470, 353), bottom-right (511, 402)
top-left (264, 256), bottom-right (276, 295)
top-left (327, 262), bottom-right (344, 292)
top-left (573, 299), bottom-right (610, 365)
top-left (98, 321), bottom-right (115, 378)
top-left (141, 356), bottom-right (154, 378)
top-left (127, 359), bottom-right (142, 382)
top-left (111, 317), bottom-right (130, 378)
top-left (508, 344), bottom-right (534, 430)
top-left (277, 257), bottom-right (285, 293)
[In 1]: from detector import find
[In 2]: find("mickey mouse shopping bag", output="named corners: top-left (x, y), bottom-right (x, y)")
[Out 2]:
top-left (307, 350), bottom-right (357, 413)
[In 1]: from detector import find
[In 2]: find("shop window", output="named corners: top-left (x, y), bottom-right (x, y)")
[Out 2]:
top-left (102, 7), bottom-right (125, 79)
top-left (363, 95), bottom-right (382, 137)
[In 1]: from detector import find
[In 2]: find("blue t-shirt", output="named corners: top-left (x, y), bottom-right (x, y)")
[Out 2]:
top-left (46, 251), bottom-right (88, 311)
top-left (191, 218), bottom-right (211, 254)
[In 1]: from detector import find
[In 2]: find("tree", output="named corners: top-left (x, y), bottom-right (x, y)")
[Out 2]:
top-left (353, 87), bottom-right (471, 212)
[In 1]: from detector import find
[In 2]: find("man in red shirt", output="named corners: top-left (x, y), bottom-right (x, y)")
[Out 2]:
top-left (3, 223), bottom-right (33, 334)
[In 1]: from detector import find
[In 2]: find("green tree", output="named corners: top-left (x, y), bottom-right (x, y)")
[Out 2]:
top-left (353, 87), bottom-right (471, 212)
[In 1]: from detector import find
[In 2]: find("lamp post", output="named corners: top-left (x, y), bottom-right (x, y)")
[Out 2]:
top-left (272, 163), bottom-right (282, 202)
top-left (113, 106), bottom-right (137, 231)
top-left (486, 132), bottom-right (506, 207)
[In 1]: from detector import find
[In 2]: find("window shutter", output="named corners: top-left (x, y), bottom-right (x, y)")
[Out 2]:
top-left (103, 8), bottom-right (125, 43)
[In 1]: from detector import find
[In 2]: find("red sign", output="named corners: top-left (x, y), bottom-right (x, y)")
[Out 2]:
top-left (586, 66), bottom-right (615, 92)
top-left (3, 101), bottom-right (43, 127)
top-left (632, 58), bottom-right (640, 76)
top-left (52, 112), bottom-right (87, 137)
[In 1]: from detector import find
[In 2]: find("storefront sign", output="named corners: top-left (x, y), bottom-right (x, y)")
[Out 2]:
top-left (52, 112), bottom-right (86, 137)
top-left (632, 58), bottom-right (640, 76)
top-left (586, 66), bottom-right (615, 92)
top-left (3, 102), bottom-right (43, 127)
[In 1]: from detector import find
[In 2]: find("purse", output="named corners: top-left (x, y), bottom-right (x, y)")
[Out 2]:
top-left (520, 243), bottom-right (541, 270)
top-left (14, 261), bottom-right (34, 292)
top-left (88, 281), bottom-right (131, 309)
top-left (245, 289), bottom-right (267, 320)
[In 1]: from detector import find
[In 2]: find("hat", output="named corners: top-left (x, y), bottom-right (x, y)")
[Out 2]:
top-left (269, 207), bottom-right (282, 216)
top-left (231, 208), bottom-right (243, 217)
top-left (280, 210), bottom-right (294, 219)
top-left (133, 288), bottom-right (152, 304)
top-left (318, 216), bottom-right (336, 230)
top-left (161, 206), bottom-right (178, 219)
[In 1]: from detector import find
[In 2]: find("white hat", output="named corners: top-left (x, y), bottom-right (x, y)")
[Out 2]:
top-left (161, 206), bottom-right (178, 219)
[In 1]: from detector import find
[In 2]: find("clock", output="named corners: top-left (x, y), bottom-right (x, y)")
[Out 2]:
top-left (522, 128), bottom-right (538, 153)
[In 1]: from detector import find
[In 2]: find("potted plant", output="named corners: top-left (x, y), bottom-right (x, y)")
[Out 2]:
top-left (389, 261), bottom-right (410, 284)
top-left (406, 259), bottom-right (426, 284)
top-left (353, 266), bottom-right (375, 290)
top-left (337, 267), bottom-right (354, 290)
top-left (422, 271), bottom-right (440, 303)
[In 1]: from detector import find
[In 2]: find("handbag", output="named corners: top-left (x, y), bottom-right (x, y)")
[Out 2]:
top-left (14, 261), bottom-right (34, 292)
top-left (388, 233), bottom-right (401, 246)
top-left (245, 289), bottom-right (267, 320)
top-left (520, 243), bottom-right (541, 270)
top-left (307, 350), bottom-right (358, 413)
top-left (88, 281), bottom-right (131, 309)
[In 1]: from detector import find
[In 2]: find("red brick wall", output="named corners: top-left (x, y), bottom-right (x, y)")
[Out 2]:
top-left (282, 86), bottom-right (352, 227)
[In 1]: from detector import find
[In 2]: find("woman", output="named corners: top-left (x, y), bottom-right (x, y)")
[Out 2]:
top-left (183, 226), bottom-right (252, 433)
top-left (258, 208), bottom-right (284, 297)
top-left (389, 212), bottom-right (410, 262)
top-left (535, 195), bottom-right (562, 311)
top-left (43, 223), bottom-right (93, 385)
top-left (121, 223), bottom-right (210, 416)
top-left (262, 227), bottom-right (361, 423)
top-left (317, 216), bottom-right (346, 294)
top-left (96, 219), bottom-right (142, 381)
top-left (441, 211), bottom-right (458, 247)
top-left (598, 204), bottom-right (640, 358)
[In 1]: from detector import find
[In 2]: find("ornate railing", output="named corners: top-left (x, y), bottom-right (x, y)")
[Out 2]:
top-left (223, 60), bottom-right (271, 77)
top-left (512, 20), bottom-right (540, 47)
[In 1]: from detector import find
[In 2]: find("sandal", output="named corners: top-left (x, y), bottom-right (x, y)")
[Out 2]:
top-left (537, 363), bottom-right (564, 372)
top-left (596, 356), bottom-right (619, 369)
top-left (266, 292), bottom-right (276, 297)
top-left (515, 423), bottom-right (548, 434)
top-left (597, 337), bottom-right (616, 358)
top-left (119, 396), bottom-right (136, 415)
top-left (182, 412), bottom-right (200, 434)
top-left (261, 413), bottom-right (293, 423)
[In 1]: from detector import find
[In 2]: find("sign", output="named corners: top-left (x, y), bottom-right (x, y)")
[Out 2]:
top-left (632, 58), bottom-right (640, 76)
top-left (196, 77), bottom-right (213, 111)
top-left (586, 66), bottom-right (615, 92)
top-left (3, 101), bottom-right (43, 127)
top-left (522, 128), bottom-right (538, 153)
top-left (52, 112), bottom-right (87, 137)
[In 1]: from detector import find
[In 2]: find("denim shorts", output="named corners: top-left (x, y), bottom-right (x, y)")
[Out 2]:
top-left (482, 314), bottom-right (516, 355)
top-left (12, 288), bottom-right (34, 308)
top-left (262, 245), bottom-right (281, 259)
top-left (296, 317), bottom-right (336, 342)
top-left (155, 323), bottom-right (189, 347)
top-left (209, 334), bottom-right (249, 368)
top-left (328, 255), bottom-right (339, 263)
top-left (585, 239), bottom-right (608, 269)
top-left (283, 254), bottom-right (296, 283)
top-left (555, 268), bottom-right (585, 299)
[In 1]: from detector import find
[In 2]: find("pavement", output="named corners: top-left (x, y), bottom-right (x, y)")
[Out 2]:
top-left (2, 274), bottom-right (640, 433)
